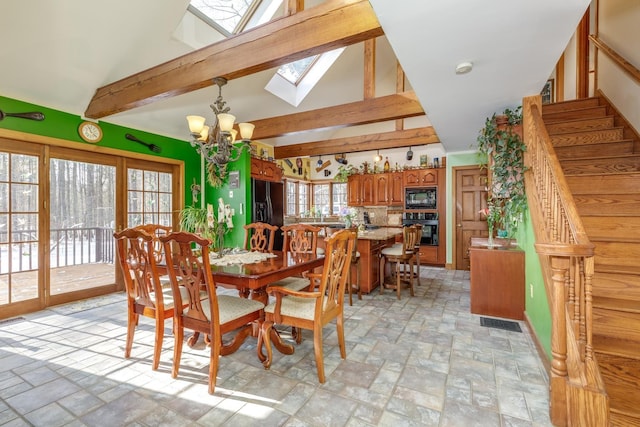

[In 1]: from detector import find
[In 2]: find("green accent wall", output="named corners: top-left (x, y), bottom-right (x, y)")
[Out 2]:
top-left (445, 151), bottom-right (551, 359)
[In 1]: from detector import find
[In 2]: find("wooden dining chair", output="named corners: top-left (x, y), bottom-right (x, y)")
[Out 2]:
top-left (114, 227), bottom-right (175, 370)
top-left (258, 228), bottom-right (355, 383)
top-left (132, 224), bottom-right (172, 263)
top-left (133, 224), bottom-right (172, 286)
top-left (268, 223), bottom-right (323, 292)
top-left (159, 231), bottom-right (265, 394)
top-left (243, 222), bottom-right (278, 252)
top-left (327, 226), bottom-right (361, 306)
top-left (379, 225), bottom-right (420, 299)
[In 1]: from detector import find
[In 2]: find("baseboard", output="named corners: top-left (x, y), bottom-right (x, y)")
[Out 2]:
top-left (524, 311), bottom-right (551, 378)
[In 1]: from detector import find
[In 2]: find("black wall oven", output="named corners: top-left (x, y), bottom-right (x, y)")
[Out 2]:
top-left (403, 212), bottom-right (438, 246)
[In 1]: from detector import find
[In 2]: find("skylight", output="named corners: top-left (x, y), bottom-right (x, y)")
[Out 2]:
top-left (277, 56), bottom-right (319, 85)
top-left (189, 0), bottom-right (262, 36)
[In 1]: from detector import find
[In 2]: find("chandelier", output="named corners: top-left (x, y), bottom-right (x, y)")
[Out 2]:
top-left (186, 77), bottom-right (254, 187)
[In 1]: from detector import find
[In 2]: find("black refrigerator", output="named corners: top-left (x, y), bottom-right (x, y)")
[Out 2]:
top-left (251, 178), bottom-right (284, 251)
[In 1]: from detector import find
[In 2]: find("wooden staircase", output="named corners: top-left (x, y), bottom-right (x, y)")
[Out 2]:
top-left (542, 95), bottom-right (640, 426)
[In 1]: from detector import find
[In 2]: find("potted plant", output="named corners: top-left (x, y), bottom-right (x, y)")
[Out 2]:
top-left (335, 164), bottom-right (357, 182)
top-left (477, 106), bottom-right (527, 241)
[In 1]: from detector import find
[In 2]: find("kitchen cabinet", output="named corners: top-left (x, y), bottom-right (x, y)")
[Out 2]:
top-left (469, 246), bottom-right (525, 320)
top-left (404, 168), bottom-right (438, 187)
top-left (347, 174), bottom-right (362, 206)
top-left (389, 172), bottom-right (404, 206)
top-left (360, 174), bottom-right (375, 205)
top-left (356, 235), bottom-right (396, 293)
top-left (374, 174), bottom-right (389, 205)
top-left (347, 172), bottom-right (404, 207)
top-left (251, 157), bottom-right (282, 182)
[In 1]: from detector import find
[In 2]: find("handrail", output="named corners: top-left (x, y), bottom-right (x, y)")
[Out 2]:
top-left (522, 95), bottom-right (608, 426)
top-left (589, 35), bottom-right (640, 85)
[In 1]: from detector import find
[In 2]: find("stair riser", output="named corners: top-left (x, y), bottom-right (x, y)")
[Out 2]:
top-left (542, 98), bottom-right (601, 114)
top-left (593, 272), bottom-right (640, 301)
top-left (593, 308), bottom-right (640, 342)
top-left (575, 195), bottom-right (640, 216)
top-left (543, 106), bottom-right (608, 122)
top-left (567, 173), bottom-right (640, 194)
top-left (562, 156), bottom-right (640, 175)
top-left (546, 116), bottom-right (615, 134)
top-left (555, 141), bottom-right (633, 159)
top-left (597, 353), bottom-right (640, 391)
top-left (551, 128), bottom-right (624, 146)
top-left (583, 216), bottom-right (640, 240)
top-left (610, 412), bottom-right (640, 427)
top-left (594, 241), bottom-right (640, 268)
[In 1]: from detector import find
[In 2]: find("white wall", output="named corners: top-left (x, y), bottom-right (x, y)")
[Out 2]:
top-left (597, 0), bottom-right (640, 132)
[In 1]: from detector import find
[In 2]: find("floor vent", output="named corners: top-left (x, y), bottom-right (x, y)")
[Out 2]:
top-left (480, 317), bottom-right (522, 333)
top-left (0, 316), bottom-right (26, 325)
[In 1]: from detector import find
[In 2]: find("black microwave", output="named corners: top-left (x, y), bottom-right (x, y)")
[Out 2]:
top-left (405, 187), bottom-right (437, 210)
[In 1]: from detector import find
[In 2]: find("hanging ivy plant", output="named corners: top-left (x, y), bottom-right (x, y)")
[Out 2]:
top-left (476, 106), bottom-right (527, 238)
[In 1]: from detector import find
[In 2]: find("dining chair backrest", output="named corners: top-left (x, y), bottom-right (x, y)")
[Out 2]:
top-left (114, 227), bottom-right (163, 308)
top-left (281, 224), bottom-right (322, 255)
top-left (159, 231), bottom-right (218, 328)
top-left (132, 224), bottom-right (172, 263)
top-left (403, 224), bottom-right (420, 254)
top-left (243, 222), bottom-right (279, 252)
top-left (317, 229), bottom-right (356, 312)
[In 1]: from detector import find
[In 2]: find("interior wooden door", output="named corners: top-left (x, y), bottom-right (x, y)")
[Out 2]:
top-left (454, 166), bottom-right (489, 270)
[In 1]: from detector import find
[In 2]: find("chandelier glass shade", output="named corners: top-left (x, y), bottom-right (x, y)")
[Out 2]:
top-left (187, 77), bottom-right (254, 186)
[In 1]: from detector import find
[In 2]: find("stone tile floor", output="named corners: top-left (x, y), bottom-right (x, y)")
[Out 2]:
top-left (0, 267), bottom-right (552, 426)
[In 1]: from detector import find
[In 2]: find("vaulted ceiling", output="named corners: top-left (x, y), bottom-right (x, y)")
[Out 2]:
top-left (0, 0), bottom-right (590, 156)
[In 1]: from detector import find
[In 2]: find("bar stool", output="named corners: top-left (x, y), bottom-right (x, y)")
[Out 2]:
top-left (379, 226), bottom-right (419, 299)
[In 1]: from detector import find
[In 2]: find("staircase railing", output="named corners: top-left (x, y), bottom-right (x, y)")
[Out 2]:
top-left (522, 95), bottom-right (609, 426)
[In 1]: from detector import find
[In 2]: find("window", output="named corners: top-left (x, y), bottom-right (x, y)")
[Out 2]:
top-left (332, 183), bottom-right (347, 215)
top-left (277, 55), bottom-right (319, 85)
top-left (312, 183), bottom-right (330, 216)
top-left (189, 0), bottom-right (282, 36)
top-left (285, 180), bottom-right (309, 216)
top-left (285, 181), bottom-right (296, 216)
top-left (299, 182), bottom-right (309, 215)
top-left (127, 169), bottom-right (173, 227)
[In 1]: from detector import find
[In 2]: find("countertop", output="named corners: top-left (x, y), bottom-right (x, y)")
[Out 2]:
top-left (356, 227), bottom-right (402, 241)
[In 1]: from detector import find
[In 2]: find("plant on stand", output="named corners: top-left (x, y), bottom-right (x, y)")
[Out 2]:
top-left (179, 198), bottom-right (234, 257)
top-left (479, 199), bottom-right (502, 247)
top-left (476, 106), bottom-right (527, 242)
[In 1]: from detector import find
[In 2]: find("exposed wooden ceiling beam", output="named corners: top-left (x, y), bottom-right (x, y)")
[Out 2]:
top-left (84, 0), bottom-right (382, 119)
top-left (250, 91), bottom-right (424, 140)
top-left (273, 127), bottom-right (440, 159)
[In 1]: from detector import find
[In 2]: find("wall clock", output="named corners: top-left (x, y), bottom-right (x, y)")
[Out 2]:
top-left (78, 121), bottom-right (103, 143)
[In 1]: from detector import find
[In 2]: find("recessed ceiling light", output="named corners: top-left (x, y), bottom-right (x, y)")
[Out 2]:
top-left (455, 62), bottom-right (473, 75)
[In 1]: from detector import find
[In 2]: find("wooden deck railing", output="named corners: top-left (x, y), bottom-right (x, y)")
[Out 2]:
top-left (522, 95), bottom-right (608, 426)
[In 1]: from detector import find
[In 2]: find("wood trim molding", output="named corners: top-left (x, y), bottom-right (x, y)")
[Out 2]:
top-left (251, 91), bottom-right (424, 140)
top-left (84, 0), bottom-right (382, 119)
top-left (273, 127), bottom-right (439, 159)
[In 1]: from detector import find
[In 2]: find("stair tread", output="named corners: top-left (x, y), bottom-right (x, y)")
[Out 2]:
top-left (590, 236), bottom-right (640, 244)
top-left (561, 153), bottom-right (640, 162)
top-left (564, 166), bottom-right (640, 177)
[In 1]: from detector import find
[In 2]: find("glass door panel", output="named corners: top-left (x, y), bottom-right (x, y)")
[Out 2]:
top-left (49, 159), bottom-right (116, 296)
top-left (127, 168), bottom-right (173, 227)
top-left (0, 153), bottom-right (40, 304)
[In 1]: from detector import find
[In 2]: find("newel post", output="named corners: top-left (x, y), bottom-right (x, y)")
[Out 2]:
top-left (548, 254), bottom-right (570, 427)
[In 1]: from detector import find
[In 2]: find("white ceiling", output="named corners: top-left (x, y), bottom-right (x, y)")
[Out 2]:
top-left (0, 0), bottom-right (590, 154)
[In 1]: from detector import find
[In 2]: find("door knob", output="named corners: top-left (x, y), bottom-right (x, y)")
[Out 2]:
top-left (457, 223), bottom-right (462, 227)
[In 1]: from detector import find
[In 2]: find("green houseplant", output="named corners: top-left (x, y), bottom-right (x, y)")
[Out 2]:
top-left (476, 106), bottom-right (527, 240)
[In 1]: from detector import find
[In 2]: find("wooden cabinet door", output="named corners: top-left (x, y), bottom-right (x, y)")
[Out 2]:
top-left (404, 168), bottom-right (438, 187)
top-left (389, 172), bottom-right (404, 205)
top-left (347, 175), bottom-right (362, 206)
top-left (251, 158), bottom-right (282, 182)
top-left (374, 174), bottom-right (389, 205)
top-left (361, 175), bottom-right (375, 205)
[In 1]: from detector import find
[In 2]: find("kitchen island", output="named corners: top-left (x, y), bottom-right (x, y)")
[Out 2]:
top-left (318, 227), bottom-right (402, 294)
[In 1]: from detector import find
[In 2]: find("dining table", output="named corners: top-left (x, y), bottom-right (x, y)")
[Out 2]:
top-left (209, 250), bottom-right (324, 305)
top-left (207, 249), bottom-right (325, 358)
